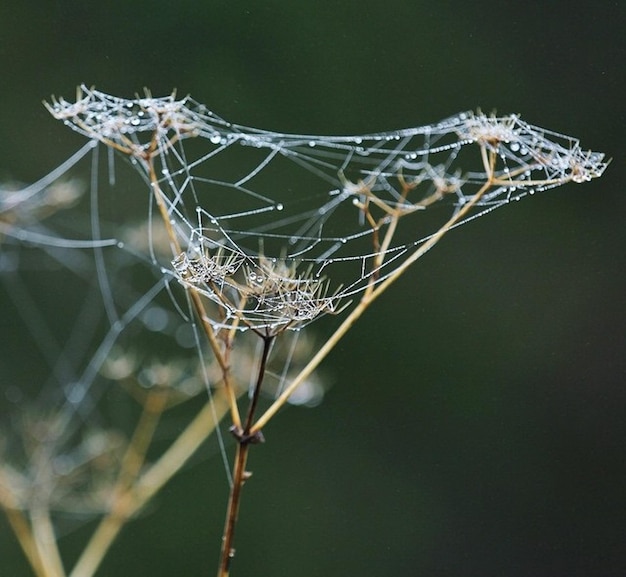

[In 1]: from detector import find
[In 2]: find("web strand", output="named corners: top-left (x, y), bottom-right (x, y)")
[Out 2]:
top-left (43, 85), bottom-right (608, 337)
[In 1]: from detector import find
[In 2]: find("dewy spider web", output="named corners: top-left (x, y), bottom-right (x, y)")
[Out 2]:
top-left (0, 85), bottom-right (607, 577)
top-left (46, 85), bottom-right (607, 335)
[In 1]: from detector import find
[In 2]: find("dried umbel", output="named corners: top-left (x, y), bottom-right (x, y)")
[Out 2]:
top-left (44, 85), bottom-right (205, 157)
top-left (0, 413), bottom-right (126, 515)
top-left (27, 86), bottom-right (608, 577)
top-left (173, 249), bottom-right (341, 335)
top-left (455, 111), bottom-right (607, 185)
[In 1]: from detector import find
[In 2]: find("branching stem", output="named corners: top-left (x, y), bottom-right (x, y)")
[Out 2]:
top-left (217, 335), bottom-right (273, 577)
top-left (251, 172), bottom-right (494, 434)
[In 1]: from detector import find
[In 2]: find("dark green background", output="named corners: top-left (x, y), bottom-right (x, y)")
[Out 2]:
top-left (1, 2), bottom-right (624, 576)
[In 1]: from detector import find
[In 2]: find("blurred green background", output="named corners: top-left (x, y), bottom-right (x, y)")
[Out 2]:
top-left (1, 1), bottom-right (624, 576)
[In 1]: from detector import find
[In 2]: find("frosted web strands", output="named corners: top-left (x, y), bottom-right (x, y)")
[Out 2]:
top-left (46, 86), bottom-right (608, 325)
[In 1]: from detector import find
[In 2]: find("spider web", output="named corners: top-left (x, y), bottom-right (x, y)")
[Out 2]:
top-left (45, 86), bottom-right (607, 331)
top-left (0, 86), bottom-right (607, 537)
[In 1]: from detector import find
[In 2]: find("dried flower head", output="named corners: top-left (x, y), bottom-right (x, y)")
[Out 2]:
top-left (173, 249), bottom-right (341, 335)
top-left (0, 412), bottom-right (126, 515)
top-left (456, 111), bottom-right (609, 186)
top-left (44, 85), bottom-right (205, 157)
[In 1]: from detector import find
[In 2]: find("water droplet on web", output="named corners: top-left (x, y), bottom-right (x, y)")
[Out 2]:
top-left (210, 134), bottom-right (221, 144)
top-left (308, 141), bottom-right (316, 147)
top-left (65, 382), bottom-right (86, 405)
top-left (276, 203), bottom-right (283, 211)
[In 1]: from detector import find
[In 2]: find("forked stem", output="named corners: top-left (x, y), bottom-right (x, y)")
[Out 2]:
top-left (251, 174), bottom-right (495, 435)
top-left (217, 336), bottom-right (274, 577)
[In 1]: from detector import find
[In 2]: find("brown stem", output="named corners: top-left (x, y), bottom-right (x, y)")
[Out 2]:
top-left (30, 505), bottom-right (66, 577)
top-left (217, 336), bottom-right (273, 577)
top-left (217, 443), bottom-right (250, 577)
top-left (145, 152), bottom-right (242, 430)
top-left (69, 391), bottom-right (167, 577)
top-left (0, 503), bottom-right (47, 577)
top-left (251, 174), bottom-right (495, 434)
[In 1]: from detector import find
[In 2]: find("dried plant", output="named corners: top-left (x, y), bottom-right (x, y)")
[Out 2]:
top-left (1, 86), bottom-right (608, 577)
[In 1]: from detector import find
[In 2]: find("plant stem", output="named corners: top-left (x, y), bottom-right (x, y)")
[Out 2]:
top-left (0, 502), bottom-right (47, 577)
top-left (69, 391), bottom-right (167, 577)
top-left (217, 443), bottom-right (250, 577)
top-left (250, 176), bottom-right (494, 434)
top-left (146, 153), bottom-right (242, 431)
top-left (30, 505), bottom-right (66, 577)
top-left (217, 336), bottom-right (273, 577)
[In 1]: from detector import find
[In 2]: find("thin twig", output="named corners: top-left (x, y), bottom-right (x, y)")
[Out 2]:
top-left (0, 502), bottom-right (48, 577)
top-left (30, 505), bottom-right (66, 577)
top-left (146, 153), bottom-right (242, 431)
top-left (68, 391), bottom-right (168, 577)
top-left (250, 166), bottom-right (495, 434)
top-left (217, 336), bottom-right (273, 577)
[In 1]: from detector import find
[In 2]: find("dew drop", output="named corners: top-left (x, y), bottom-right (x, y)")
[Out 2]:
top-left (276, 203), bottom-right (284, 211)
top-left (210, 134), bottom-right (221, 144)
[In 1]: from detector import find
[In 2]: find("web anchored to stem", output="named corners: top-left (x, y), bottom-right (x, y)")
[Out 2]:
top-left (11, 85), bottom-right (607, 577)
